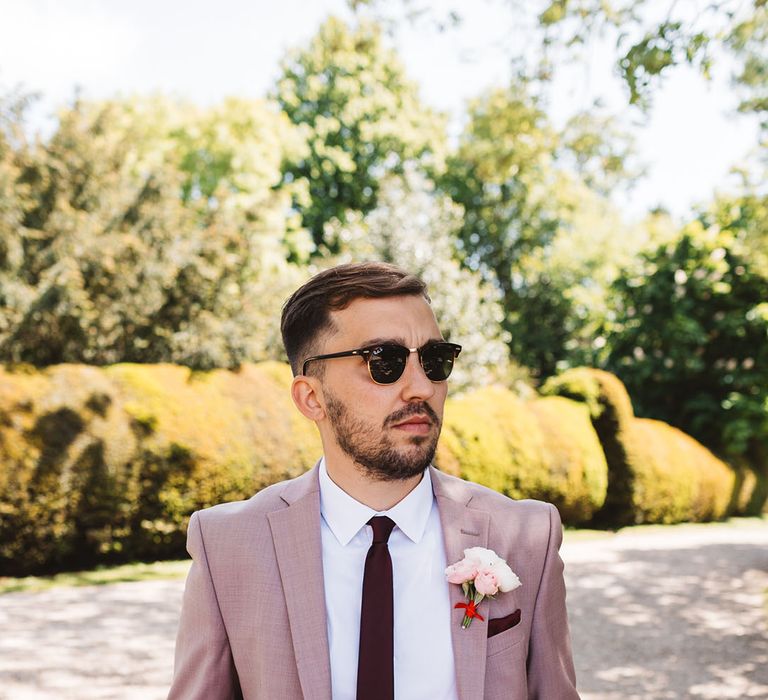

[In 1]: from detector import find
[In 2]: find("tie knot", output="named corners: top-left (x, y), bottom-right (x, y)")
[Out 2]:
top-left (368, 515), bottom-right (396, 544)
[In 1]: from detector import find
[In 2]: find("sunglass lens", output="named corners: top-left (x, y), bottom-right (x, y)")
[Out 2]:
top-left (421, 344), bottom-right (457, 381)
top-left (368, 345), bottom-right (409, 384)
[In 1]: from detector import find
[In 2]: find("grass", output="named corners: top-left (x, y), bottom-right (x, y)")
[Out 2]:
top-left (2, 515), bottom-right (765, 595)
top-left (563, 515), bottom-right (768, 543)
top-left (562, 528), bottom-right (615, 542)
top-left (0, 559), bottom-right (190, 595)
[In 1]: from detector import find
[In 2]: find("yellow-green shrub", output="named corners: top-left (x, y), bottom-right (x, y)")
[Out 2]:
top-left (3, 360), bottom-right (737, 574)
top-left (542, 367), bottom-right (736, 525)
top-left (528, 396), bottom-right (608, 523)
top-left (436, 386), bottom-right (607, 524)
top-left (0, 362), bottom-right (321, 575)
top-left (628, 419), bottom-right (733, 523)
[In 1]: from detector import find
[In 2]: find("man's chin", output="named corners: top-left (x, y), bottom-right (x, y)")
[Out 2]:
top-left (352, 444), bottom-right (437, 482)
top-left (390, 433), bottom-right (438, 461)
top-left (390, 424), bottom-right (440, 445)
top-left (357, 462), bottom-right (430, 483)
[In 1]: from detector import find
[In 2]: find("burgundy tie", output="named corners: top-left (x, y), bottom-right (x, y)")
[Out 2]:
top-left (356, 515), bottom-right (396, 700)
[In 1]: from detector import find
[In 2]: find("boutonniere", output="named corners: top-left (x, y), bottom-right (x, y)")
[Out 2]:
top-left (445, 547), bottom-right (521, 629)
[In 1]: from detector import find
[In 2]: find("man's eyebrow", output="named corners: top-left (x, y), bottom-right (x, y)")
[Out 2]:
top-left (359, 336), bottom-right (445, 347)
top-left (359, 336), bottom-right (407, 347)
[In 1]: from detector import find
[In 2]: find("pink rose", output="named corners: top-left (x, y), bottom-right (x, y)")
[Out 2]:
top-left (445, 558), bottom-right (479, 584)
top-left (474, 570), bottom-right (500, 596)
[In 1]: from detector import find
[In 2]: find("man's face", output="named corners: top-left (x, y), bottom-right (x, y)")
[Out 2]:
top-left (316, 294), bottom-right (449, 482)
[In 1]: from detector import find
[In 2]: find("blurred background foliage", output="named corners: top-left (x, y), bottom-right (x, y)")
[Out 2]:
top-left (1, 3), bottom-right (767, 572)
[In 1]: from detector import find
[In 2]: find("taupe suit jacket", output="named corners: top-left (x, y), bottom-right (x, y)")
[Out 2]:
top-left (168, 465), bottom-right (579, 699)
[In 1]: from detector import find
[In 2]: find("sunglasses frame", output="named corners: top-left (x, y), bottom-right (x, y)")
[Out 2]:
top-left (301, 341), bottom-right (462, 385)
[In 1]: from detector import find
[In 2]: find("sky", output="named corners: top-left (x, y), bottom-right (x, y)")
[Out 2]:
top-left (0, 0), bottom-right (761, 221)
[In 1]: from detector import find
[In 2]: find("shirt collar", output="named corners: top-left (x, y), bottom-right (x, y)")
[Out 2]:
top-left (319, 457), bottom-right (434, 546)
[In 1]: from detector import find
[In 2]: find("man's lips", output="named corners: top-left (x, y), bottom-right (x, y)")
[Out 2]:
top-left (392, 416), bottom-right (433, 432)
top-left (385, 403), bottom-right (439, 432)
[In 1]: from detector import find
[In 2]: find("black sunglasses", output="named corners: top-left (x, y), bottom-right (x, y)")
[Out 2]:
top-left (302, 341), bottom-right (462, 385)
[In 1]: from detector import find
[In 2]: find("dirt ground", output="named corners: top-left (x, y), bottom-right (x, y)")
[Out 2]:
top-left (1, 520), bottom-right (766, 699)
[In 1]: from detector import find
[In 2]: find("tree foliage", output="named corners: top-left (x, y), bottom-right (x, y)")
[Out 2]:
top-left (510, 180), bottom-right (674, 377)
top-left (0, 95), bottom-right (307, 368)
top-left (275, 16), bottom-right (446, 251)
top-left (539, 0), bottom-right (768, 114)
top-left (601, 203), bottom-right (768, 463)
top-left (729, 5), bottom-right (768, 125)
top-left (350, 0), bottom-right (768, 121)
top-left (439, 79), bottom-right (640, 378)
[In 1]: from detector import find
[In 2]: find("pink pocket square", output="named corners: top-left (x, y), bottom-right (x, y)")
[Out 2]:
top-left (487, 608), bottom-right (521, 638)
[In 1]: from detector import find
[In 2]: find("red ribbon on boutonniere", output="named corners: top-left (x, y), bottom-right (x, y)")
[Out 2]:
top-left (445, 547), bottom-right (521, 629)
top-left (454, 599), bottom-right (485, 622)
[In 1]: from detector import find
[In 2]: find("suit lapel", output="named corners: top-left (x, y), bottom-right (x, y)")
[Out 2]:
top-left (431, 467), bottom-right (491, 700)
top-left (268, 464), bottom-right (332, 700)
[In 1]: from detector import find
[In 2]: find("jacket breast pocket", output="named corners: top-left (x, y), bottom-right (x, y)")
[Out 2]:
top-left (484, 623), bottom-right (528, 699)
top-left (486, 619), bottom-right (526, 659)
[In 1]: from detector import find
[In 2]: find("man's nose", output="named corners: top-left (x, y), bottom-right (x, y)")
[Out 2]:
top-left (399, 349), bottom-right (436, 401)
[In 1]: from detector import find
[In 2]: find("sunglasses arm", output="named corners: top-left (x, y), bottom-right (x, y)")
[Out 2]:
top-left (301, 348), bottom-right (365, 375)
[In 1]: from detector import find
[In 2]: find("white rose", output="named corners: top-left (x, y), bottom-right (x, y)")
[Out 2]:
top-left (462, 546), bottom-right (501, 569)
top-left (462, 547), bottom-right (521, 593)
top-left (495, 562), bottom-right (522, 592)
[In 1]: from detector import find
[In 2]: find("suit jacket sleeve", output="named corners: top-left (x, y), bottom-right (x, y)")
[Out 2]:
top-left (167, 512), bottom-right (243, 700)
top-left (526, 503), bottom-right (579, 699)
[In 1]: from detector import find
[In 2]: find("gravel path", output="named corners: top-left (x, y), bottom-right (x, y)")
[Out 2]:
top-left (1, 520), bottom-right (766, 700)
top-left (563, 522), bottom-right (768, 699)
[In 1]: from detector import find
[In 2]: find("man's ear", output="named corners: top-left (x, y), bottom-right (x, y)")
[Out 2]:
top-left (291, 374), bottom-right (326, 422)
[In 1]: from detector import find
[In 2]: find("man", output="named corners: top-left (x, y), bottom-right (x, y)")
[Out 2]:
top-left (168, 262), bottom-right (579, 700)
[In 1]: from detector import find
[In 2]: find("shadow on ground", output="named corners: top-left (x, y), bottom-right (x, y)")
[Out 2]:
top-left (565, 541), bottom-right (768, 699)
top-left (0, 580), bottom-right (183, 700)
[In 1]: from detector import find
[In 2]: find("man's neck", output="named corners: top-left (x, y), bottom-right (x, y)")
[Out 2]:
top-left (323, 456), bottom-right (425, 511)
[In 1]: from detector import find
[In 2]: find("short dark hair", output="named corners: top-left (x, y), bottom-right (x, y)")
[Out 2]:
top-left (281, 262), bottom-right (430, 376)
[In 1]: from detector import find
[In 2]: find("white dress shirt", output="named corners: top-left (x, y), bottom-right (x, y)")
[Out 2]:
top-left (318, 458), bottom-right (458, 700)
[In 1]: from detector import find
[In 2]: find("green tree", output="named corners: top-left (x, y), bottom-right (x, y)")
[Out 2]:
top-left (350, 0), bottom-right (768, 125)
top-left (439, 80), bottom-right (639, 378)
top-left (601, 209), bottom-right (768, 470)
top-left (275, 16), bottom-right (446, 251)
top-left (558, 109), bottom-right (641, 196)
top-left (730, 6), bottom-right (768, 123)
top-left (439, 80), bottom-right (561, 301)
top-left (0, 90), bottom-right (32, 339)
top-left (0, 95), bottom-right (307, 368)
top-left (534, 0), bottom-right (768, 121)
top-left (510, 178), bottom-right (662, 376)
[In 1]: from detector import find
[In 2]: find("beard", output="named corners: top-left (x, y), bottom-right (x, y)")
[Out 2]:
top-left (324, 389), bottom-right (441, 482)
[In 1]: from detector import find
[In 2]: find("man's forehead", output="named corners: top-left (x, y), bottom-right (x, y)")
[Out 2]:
top-left (328, 295), bottom-right (441, 341)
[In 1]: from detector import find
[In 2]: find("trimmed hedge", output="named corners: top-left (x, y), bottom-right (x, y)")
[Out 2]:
top-left (1, 362), bottom-right (743, 575)
top-left (436, 386), bottom-right (608, 525)
top-left (0, 362), bottom-right (321, 575)
top-left (528, 396), bottom-right (609, 522)
top-left (542, 368), bottom-right (736, 526)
